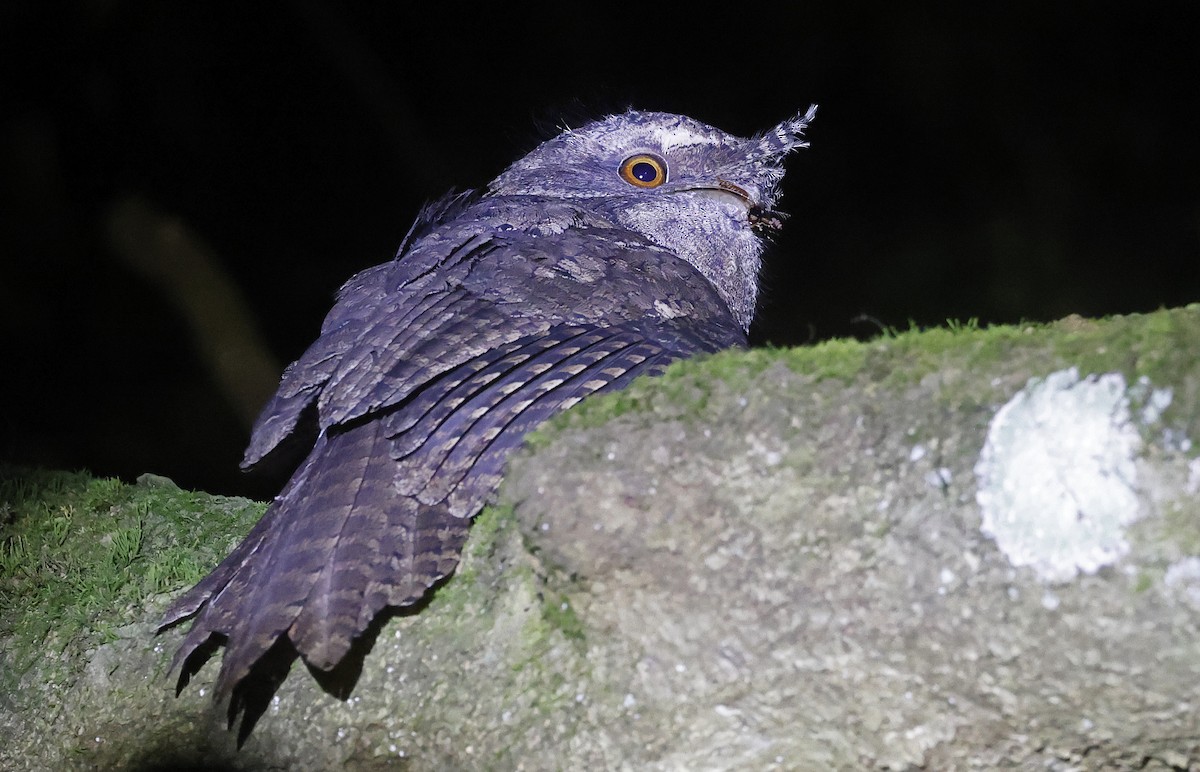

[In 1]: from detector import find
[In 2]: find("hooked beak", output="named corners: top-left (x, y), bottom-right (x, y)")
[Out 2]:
top-left (715, 178), bottom-right (788, 233)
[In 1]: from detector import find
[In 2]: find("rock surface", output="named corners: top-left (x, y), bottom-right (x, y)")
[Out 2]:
top-left (2, 307), bottom-right (1199, 770)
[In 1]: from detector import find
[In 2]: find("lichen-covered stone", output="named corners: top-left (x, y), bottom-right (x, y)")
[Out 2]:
top-left (3, 306), bottom-right (1199, 770)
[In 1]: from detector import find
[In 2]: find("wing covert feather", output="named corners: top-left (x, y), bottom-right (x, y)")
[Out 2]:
top-left (244, 213), bottom-right (735, 467)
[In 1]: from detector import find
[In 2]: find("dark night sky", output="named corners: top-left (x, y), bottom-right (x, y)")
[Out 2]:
top-left (2, 3), bottom-right (1198, 497)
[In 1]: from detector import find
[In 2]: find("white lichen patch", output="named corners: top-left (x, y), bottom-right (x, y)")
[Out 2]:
top-left (974, 368), bottom-right (1143, 583)
top-left (1138, 380), bottom-right (1173, 424)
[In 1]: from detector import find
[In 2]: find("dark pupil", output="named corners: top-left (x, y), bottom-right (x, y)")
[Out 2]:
top-left (631, 161), bottom-right (658, 183)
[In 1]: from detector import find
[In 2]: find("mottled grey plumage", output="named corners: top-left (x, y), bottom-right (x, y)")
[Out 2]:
top-left (160, 106), bottom-right (817, 720)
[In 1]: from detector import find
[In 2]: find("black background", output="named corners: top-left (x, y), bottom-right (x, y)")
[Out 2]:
top-left (3, 3), bottom-right (1198, 496)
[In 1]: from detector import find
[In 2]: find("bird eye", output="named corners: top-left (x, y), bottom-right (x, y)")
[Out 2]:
top-left (619, 154), bottom-right (667, 188)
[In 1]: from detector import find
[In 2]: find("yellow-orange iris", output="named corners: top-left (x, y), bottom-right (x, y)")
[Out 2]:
top-left (618, 154), bottom-right (667, 188)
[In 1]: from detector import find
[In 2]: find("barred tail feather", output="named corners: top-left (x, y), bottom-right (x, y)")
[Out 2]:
top-left (161, 419), bottom-right (469, 706)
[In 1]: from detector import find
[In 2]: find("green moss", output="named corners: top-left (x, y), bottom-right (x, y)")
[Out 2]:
top-left (1036, 308), bottom-right (1200, 445)
top-left (0, 465), bottom-right (264, 697)
top-left (426, 503), bottom-right (522, 619)
top-left (534, 307), bottom-right (1200, 454)
top-left (526, 321), bottom-right (984, 444)
top-left (541, 593), bottom-right (586, 645)
top-left (527, 339), bottom-right (870, 444)
top-left (463, 503), bottom-right (512, 565)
